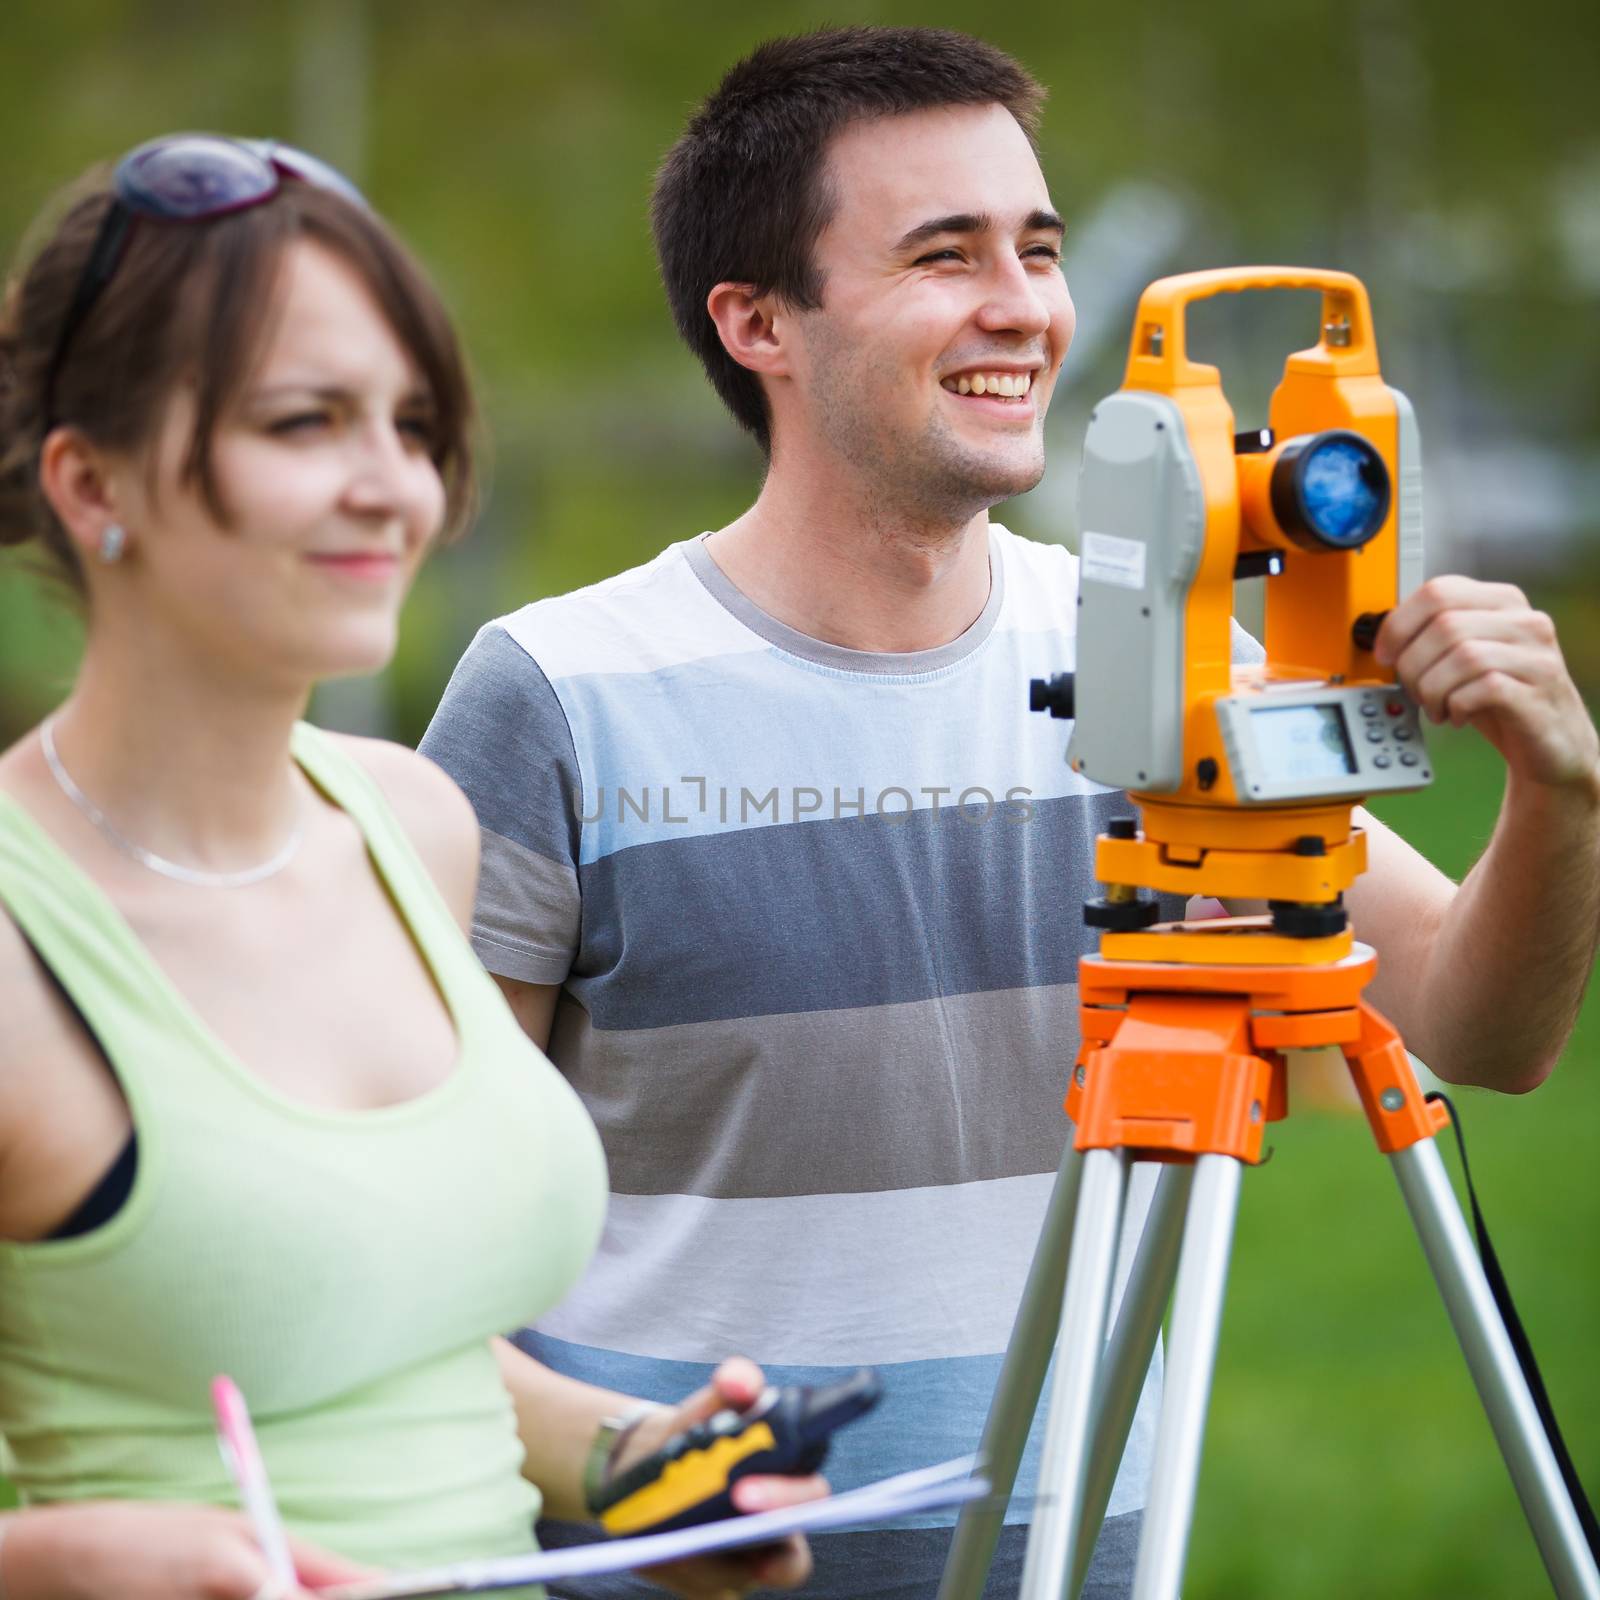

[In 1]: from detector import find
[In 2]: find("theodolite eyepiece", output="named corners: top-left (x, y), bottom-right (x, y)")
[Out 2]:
top-left (1268, 430), bottom-right (1390, 552)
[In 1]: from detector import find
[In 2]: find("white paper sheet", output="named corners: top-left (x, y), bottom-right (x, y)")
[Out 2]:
top-left (323, 1456), bottom-right (986, 1599)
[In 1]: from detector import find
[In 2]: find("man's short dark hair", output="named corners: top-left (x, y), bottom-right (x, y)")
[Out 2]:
top-left (651, 27), bottom-right (1046, 453)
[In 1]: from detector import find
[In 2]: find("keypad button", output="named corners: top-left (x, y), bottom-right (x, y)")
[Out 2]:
top-left (1374, 754), bottom-right (1393, 768)
top-left (1394, 726), bottom-right (1413, 741)
top-left (1366, 727), bottom-right (1385, 743)
top-left (1400, 751), bottom-right (1419, 767)
top-left (1360, 702), bottom-right (1380, 718)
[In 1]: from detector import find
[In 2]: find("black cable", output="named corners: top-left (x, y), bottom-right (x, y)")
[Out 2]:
top-left (1428, 1091), bottom-right (1599, 1559)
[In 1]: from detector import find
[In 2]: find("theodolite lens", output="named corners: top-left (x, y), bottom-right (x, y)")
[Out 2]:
top-left (1270, 430), bottom-right (1390, 552)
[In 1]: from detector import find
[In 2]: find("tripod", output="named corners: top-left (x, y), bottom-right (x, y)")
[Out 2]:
top-left (938, 935), bottom-right (1600, 1600)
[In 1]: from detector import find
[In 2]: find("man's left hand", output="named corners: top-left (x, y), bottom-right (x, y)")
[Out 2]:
top-left (1376, 575), bottom-right (1600, 791)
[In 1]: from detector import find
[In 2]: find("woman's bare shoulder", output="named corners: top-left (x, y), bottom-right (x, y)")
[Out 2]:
top-left (321, 733), bottom-right (480, 930)
top-left (0, 906), bottom-right (93, 1124)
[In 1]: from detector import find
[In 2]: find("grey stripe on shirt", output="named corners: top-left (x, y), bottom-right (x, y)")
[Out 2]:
top-left (567, 791), bottom-right (1180, 1033)
top-left (421, 624), bottom-right (582, 867)
top-left (473, 829), bottom-right (581, 985)
top-left (549, 982), bottom-right (1080, 1199)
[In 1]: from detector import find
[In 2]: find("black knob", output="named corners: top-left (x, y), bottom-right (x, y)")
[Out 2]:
top-left (1269, 898), bottom-right (1347, 938)
top-left (1352, 611), bottom-right (1388, 652)
top-left (1028, 672), bottom-right (1075, 720)
top-left (1107, 817), bottom-right (1138, 840)
top-left (1084, 895), bottom-right (1161, 931)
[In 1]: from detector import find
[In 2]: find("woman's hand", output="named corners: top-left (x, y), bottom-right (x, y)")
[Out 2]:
top-left (610, 1358), bottom-right (827, 1599)
top-left (0, 1501), bottom-right (375, 1599)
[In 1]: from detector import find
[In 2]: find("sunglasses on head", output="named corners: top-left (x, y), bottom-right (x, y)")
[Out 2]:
top-left (44, 133), bottom-right (368, 427)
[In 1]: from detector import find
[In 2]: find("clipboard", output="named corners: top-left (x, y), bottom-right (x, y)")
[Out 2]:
top-left (323, 1456), bottom-right (988, 1599)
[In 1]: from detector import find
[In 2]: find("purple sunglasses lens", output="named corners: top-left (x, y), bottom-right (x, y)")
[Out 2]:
top-left (115, 135), bottom-right (279, 219)
top-left (242, 140), bottom-right (369, 210)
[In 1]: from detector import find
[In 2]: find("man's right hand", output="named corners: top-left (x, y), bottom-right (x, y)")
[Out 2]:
top-left (0, 1501), bottom-right (373, 1599)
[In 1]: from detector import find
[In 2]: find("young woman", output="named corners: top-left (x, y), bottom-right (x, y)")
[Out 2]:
top-left (0, 136), bottom-right (818, 1600)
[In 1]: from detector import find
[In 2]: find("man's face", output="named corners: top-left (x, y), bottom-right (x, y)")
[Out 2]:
top-left (780, 102), bottom-right (1075, 521)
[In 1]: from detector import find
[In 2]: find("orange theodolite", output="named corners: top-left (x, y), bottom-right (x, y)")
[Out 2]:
top-left (939, 270), bottom-right (1599, 1600)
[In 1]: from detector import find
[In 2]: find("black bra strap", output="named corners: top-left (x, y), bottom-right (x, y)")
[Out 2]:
top-left (47, 1131), bottom-right (138, 1240)
top-left (9, 919), bottom-right (140, 1241)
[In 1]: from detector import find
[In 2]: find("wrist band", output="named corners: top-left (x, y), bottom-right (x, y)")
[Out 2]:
top-left (583, 1402), bottom-right (665, 1516)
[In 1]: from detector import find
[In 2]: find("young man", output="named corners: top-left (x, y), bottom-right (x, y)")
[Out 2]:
top-left (421, 28), bottom-right (1600, 1599)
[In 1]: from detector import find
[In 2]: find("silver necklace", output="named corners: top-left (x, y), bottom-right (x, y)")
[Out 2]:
top-left (39, 715), bottom-right (303, 889)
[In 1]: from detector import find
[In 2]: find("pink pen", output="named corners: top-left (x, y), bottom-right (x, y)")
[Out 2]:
top-left (212, 1375), bottom-right (297, 1590)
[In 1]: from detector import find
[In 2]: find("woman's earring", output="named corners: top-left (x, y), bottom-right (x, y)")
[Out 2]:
top-left (98, 523), bottom-right (127, 564)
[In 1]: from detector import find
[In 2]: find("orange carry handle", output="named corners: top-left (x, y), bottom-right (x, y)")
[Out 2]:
top-left (1123, 266), bottom-right (1380, 392)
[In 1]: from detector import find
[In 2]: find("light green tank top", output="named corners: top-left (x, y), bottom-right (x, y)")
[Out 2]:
top-left (0, 723), bottom-right (607, 1582)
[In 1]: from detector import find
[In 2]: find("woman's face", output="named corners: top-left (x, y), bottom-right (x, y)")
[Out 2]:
top-left (108, 237), bottom-right (447, 691)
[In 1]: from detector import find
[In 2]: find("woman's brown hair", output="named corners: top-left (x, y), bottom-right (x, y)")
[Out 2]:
top-left (0, 160), bottom-right (476, 594)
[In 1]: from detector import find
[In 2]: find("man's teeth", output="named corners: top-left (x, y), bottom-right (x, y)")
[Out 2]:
top-left (943, 372), bottom-right (1034, 397)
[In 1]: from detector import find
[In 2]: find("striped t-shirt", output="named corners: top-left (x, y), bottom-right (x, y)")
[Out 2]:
top-left (421, 526), bottom-right (1255, 1597)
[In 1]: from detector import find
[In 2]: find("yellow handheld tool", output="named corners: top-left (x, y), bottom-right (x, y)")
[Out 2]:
top-left (592, 1368), bottom-right (882, 1537)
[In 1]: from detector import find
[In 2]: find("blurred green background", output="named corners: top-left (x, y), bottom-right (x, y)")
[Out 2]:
top-left (1, 2), bottom-right (1596, 1594)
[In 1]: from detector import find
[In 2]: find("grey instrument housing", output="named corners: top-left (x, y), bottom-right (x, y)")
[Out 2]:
top-left (1392, 386), bottom-right (1425, 601)
top-left (1067, 392), bottom-right (1203, 792)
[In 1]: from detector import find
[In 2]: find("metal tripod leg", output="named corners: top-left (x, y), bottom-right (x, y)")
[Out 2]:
top-left (939, 1140), bottom-right (1085, 1600)
top-left (1391, 1140), bottom-right (1600, 1599)
top-left (1018, 1147), bottom-right (1130, 1600)
top-left (1132, 1153), bottom-right (1243, 1600)
top-left (1067, 1162), bottom-right (1195, 1598)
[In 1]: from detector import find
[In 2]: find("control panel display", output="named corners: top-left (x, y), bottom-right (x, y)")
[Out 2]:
top-left (1215, 683), bottom-right (1431, 803)
top-left (1248, 704), bottom-right (1356, 783)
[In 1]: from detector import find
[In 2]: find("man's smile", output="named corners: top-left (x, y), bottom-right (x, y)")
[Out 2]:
top-left (939, 369), bottom-right (1034, 398)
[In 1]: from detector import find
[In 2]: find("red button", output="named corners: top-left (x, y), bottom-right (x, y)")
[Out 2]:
top-left (1385, 700), bottom-right (1405, 717)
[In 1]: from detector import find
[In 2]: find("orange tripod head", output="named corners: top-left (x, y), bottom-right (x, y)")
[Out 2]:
top-left (1032, 269), bottom-right (1433, 946)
